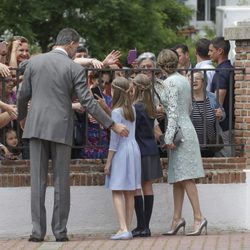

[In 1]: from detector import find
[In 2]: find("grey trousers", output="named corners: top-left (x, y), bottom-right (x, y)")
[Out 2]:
top-left (29, 138), bottom-right (71, 239)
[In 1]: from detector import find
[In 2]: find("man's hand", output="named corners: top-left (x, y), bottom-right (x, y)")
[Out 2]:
top-left (72, 102), bottom-right (85, 113)
top-left (111, 123), bottom-right (129, 137)
top-left (103, 50), bottom-right (121, 66)
top-left (0, 63), bottom-right (10, 77)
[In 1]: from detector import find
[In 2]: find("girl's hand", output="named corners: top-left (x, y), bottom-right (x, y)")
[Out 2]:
top-left (104, 162), bottom-right (111, 175)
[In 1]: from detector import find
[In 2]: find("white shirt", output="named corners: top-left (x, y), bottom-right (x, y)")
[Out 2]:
top-left (195, 60), bottom-right (215, 92)
top-left (54, 47), bottom-right (68, 56)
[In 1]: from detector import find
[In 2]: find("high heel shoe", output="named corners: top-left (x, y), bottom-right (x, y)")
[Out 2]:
top-left (186, 218), bottom-right (208, 236)
top-left (162, 218), bottom-right (186, 235)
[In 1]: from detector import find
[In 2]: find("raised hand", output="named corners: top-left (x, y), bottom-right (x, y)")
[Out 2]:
top-left (103, 50), bottom-right (121, 66)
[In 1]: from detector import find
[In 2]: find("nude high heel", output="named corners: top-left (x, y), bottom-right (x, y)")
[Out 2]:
top-left (186, 218), bottom-right (208, 236)
top-left (163, 218), bottom-right (186, 236)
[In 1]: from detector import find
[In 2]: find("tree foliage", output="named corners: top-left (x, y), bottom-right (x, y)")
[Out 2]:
top-left (0, 0), bottom-right (192, 62)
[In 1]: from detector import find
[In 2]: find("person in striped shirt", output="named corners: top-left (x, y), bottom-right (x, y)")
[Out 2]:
top-left (190, 71), bottom-right (225, 157)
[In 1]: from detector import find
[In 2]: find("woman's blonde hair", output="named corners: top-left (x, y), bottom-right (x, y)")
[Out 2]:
top-left (112, 77), bottom-right (135, 122)
top-left (132, 74), bottom-right (156, 119)
top-left (157, 49), bottom-right (178, 75)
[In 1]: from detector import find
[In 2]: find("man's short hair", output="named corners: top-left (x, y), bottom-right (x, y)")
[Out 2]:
top-left (211, 36), bottom-right (230, 56)
top-left (55, 28), bottom-right (80, 46)
top-left (172, 44), bottom-right (189, 54)
top-left (196, 38), bottom-right (211, 58)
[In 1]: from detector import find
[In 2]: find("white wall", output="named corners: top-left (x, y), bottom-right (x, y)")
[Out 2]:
top-left (1, 172), bottom-right (250, 238)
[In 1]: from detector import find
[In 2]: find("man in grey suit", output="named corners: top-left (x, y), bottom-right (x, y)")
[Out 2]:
top-left (17, 28), bottom-right (129, 242)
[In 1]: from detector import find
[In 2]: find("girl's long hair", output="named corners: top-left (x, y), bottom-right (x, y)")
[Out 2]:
top-left (112, 77), bottom-right (134, 122)
top-left (132, 74), bottom-right (156, 119)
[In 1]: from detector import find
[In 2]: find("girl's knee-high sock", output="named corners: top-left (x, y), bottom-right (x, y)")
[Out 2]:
top-left (134, 195), bottom-right (146, 229)
top-left (144, 195), bottom-right (154, 229)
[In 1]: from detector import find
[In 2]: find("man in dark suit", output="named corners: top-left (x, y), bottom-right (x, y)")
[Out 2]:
top-left (17, 28), bottom-right (129, 242)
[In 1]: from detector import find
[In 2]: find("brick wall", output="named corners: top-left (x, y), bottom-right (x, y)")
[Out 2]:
top-left (0, 157), bottom-right (246, 187)
top-left (234, 40), bottom-right (250, 166)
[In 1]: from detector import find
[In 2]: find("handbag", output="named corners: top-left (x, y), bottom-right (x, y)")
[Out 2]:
top-left (173, 126), bottom-right (185, 145)
top-left (159, 125), bottom-right (184, 151)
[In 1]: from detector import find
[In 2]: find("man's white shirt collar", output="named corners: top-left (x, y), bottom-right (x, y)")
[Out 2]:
top-left (195, 60), bottom-right (214, 69)
top-left (54, 47), bottom-right (68, 56)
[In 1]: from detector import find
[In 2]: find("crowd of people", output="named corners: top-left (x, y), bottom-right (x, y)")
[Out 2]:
top-left (0, 33), bottom-right (234, 160)
top-left (0, 28), bottom-right (235, 241)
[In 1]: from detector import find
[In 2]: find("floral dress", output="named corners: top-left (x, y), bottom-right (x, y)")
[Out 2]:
top-left (80, 93), bottom-right (112, 159)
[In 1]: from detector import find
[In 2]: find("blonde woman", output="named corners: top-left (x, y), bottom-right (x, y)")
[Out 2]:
top-left (155, 49), bottom-right (207, 236)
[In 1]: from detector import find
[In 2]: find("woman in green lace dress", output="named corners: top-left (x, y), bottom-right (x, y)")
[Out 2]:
top-left (155, 49), bottom-right (207, 236)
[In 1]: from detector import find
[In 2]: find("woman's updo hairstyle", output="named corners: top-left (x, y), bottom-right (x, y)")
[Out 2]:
top-left (157, 49), bottom-right (178, 75)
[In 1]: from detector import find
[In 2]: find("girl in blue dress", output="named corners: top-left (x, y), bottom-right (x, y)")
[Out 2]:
top-left (105, 77), bottom-right (141, 240)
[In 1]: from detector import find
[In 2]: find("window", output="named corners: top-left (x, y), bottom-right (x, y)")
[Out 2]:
top-left (197, 0), bottom-right (225, 22)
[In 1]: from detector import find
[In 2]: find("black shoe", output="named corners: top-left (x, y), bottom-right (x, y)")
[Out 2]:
top-left (56, 236), bottom-right (69, 242)
top-left (140, 228), bottom-right (151, 237)
top-left (28, 236), bottom-right (44, 242)
top-left (132, 228), bottom-right (142, 237)
top-left (132, 228), bottom-right (151, 237)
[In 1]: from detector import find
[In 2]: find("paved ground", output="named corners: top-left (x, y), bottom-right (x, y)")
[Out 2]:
top-left (0, 232), bottom-right (250, 250)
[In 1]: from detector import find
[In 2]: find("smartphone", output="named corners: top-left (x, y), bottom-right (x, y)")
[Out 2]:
top-left (91, 86), bottom-right (103, 100)
top-left (127, 49), bottom-right (137, 65)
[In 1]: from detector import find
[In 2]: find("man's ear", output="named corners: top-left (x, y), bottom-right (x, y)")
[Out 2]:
top-left (218, 48), bottom-right (224, 55)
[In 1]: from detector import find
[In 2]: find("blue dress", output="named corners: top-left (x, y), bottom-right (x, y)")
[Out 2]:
top-left (105, 107), bottom-right (141, 190)
top-left (155, 72), bottom-right (205, 184)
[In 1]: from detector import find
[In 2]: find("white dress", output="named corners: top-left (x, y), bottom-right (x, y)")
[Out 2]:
top-left (105, 107), bottom-right (141, 190)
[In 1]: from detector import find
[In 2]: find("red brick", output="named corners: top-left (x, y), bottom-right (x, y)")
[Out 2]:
top-left (86, 174), bottom-right (92, 185)
top-left (80, 173), bottom-right (87, 185)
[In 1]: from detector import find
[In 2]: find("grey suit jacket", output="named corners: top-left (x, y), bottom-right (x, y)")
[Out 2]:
top-left (17, 50), bottom-right (113, 146)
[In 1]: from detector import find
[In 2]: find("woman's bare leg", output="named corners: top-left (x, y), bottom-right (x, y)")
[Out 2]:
top-left (182, 179), bottom-right (203, 230)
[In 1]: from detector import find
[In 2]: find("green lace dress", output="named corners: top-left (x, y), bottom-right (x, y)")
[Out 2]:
top-left (155, 72), bottom-right (205, 184)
